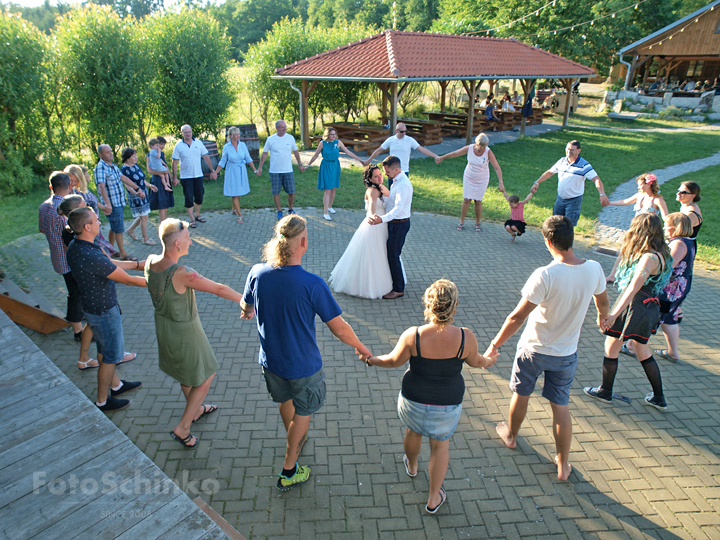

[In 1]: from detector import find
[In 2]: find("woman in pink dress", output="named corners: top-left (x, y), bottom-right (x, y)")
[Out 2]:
top-left (437, 133), bottom-right (503, 232)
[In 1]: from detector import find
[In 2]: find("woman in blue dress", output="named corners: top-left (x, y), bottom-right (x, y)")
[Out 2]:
top-left (214, 127), bottom-right (257, 224)
top-left (307, 127), bottom-right (363, 221)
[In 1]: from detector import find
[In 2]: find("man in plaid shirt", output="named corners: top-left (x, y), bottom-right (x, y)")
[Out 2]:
top-left (38, 171), bottom-right (85, 340)
top-left (94, 144), bottom-right (142, 261)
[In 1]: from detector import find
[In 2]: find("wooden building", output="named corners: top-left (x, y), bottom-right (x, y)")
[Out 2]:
top-left (619, 0), bottom-right (720, 90)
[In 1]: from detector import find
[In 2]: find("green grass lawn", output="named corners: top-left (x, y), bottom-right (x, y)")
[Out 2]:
top-left (3, 126), bottom-right (719, 266)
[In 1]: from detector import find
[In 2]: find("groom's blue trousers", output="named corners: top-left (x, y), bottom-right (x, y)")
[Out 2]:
top-left (387, 219), bottom-right (410, 293)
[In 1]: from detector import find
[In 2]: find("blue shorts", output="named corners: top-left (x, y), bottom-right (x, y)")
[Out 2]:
top-left (397, 392), bottom-right (462, 441)
top-left (107, 205), bottom-right (125, 233)
top-left (510, 348), bottom-right (578, 405)
top-left (553, 195), bottom-right (583, 226)
top-left (262, 367), bottom-right (325, 416)
top-left (84, 306), bottom-right (125, 364)
top-left (270, 173), bottom-right (295, 196)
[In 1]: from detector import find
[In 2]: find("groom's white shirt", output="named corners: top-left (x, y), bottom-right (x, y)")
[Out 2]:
top-left (381, 172), bottom-right (413, 222)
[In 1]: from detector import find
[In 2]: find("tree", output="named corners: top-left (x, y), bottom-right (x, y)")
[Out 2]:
top-left (90, 0), bottom-right (165, 19)
top-left (54, 5), bottom-right (150, 152)
top-left (145, 9), bottom-right (233, 136)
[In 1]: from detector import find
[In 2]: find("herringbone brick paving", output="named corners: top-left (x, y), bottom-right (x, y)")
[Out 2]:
top-left (2, 205), bottom-right (719, 539)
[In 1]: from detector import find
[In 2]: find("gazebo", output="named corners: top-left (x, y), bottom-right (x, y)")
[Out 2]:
top-left (618, 0), bottom-right (720, 90)
top-left (273, 30), bottom-right (595, 147)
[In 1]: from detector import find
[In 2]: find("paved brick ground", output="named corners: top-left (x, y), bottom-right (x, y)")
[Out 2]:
top-left (2, 207), bottom-right (720, 540)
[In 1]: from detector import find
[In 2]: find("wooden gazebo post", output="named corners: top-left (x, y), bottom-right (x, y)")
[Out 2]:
top-left (461, 80), bottom-right (478, 144)
top-left (439, 81), bottom-right (448, 111)
top-left (300, 80), bottom-right (318, 148)
top-left (519, 79), bottom-right (536, 136)
top-left (560, 78), bottom-right (578, 129)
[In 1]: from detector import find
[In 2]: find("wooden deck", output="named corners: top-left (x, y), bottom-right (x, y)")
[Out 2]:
top-left (0, 310), bottom-right (239, 540)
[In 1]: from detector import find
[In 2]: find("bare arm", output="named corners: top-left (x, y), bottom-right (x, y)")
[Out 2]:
top-left (417, 145), bottom-right (439, 160)
top-left (534, 170), bottom-right (555, 186)
top-left (146, 155), bottom-right (166, 176)
top-left (656, 196), bottom-right (669, 219)
top-left (605, 254), bottom-right (660, 326)
top-left (239, 299), bottom-right (255, 320)
top-left (173, 266), bottom-right (243, 302)
top-left (462, 329), bottom-right (498, 369)
top-left (437, 145), bottom-right (470, 162)
top-left (593, 290), bottom-right (610, 329)
top-left (202, 155), bottom-right (217, 180)
top-left (608, 194), bottom-right (639, 207)
top-left (594, 176), bottom-right (609, 206)
top-left (325, 315), bottom-right (371, 357)
top-left (488, 149), bottom-right (503, 185)
top-left (106, 266), bottom-right (147, 287)
top-left (119, 174), bottom-right (139, 194)
top-left (338, 141), bottom-right (363, 163)
top-left (484, 299), bottom-right (537, 358)
top-left (292, 150), bottom-right (305, 171)
top-left (306, 141), bottom-right (323, 167)
top-left (669, 239), bottom-right (688, 269)
top-left (365, 327), bottom-right (414, 368)
top-left (521, 191), bottom-right (534, 204)
top-left (171, 159), bottom-right (179, 184)
top-left (256, 151), bottom-right (268, 175)
top-left (363, 145), bottom-right (384, 166)
top-left (97, 183), bottom-right (112, 212)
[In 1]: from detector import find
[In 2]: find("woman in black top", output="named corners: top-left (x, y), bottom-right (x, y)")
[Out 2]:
top-left (363, 279), bottom-right (497, 514)
top-left (677, 181), bottom-right (702, 240)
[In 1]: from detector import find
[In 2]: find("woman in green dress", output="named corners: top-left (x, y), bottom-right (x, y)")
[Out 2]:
top-left (145, 218), bottom-right (243, 447)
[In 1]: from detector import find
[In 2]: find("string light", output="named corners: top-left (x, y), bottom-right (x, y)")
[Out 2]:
top-left (464, 0), bottom-right (557, 35)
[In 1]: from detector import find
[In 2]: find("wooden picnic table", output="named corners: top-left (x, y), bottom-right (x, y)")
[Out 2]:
top-left (324, 122), bottom-right (389, 153)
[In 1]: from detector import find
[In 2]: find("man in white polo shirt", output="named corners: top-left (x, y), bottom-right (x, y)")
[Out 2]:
top-left (256, 120), bottom-right (306, 220)
top-left (171, 125), bottom-right (217, 227)
top-left (363, 123), bottom-right (439, 185)
top-left (533, 140), bottom-right (609, 226)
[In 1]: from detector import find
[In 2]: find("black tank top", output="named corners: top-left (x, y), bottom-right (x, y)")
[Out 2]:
top-left (690, 210), bottom-right (703, 239)
top-left (401, 328), bottom-right (466, 406)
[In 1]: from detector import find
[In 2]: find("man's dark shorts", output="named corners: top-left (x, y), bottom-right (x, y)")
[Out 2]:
top-left (262, 367), bottom-right (325, 416)
top-left (181, 177), bottom-right (204, 208)
top-left (107, 205), bottom-right (125, 233)
top-left (270, 173), bottom-right (295, 196)
top-left (510, 348), bottom-right (578, 406)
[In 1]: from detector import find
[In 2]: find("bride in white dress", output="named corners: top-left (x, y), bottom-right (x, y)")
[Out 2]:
top-left (330, 166), bottom-right (402, 299)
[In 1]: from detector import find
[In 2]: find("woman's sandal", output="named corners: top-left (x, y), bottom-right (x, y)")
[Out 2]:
top-left (237, 217), bottom-right (243, 224)
top-left (195, 216), bottom-right (207, 223)
top-left (475, 224), bottom-right (482, 232)
top-left (456, 223), bottom-right (464, 231)
top-left (78, 358), bottom-right (99, 370)
top-left (193, 404), bottom-right (218, 423)
top-left (403, 454), bottom-right (417, 477)
top-left (654, 349), bottom-right (680, 363)
top-left (170, 431), bottom-right (198, 448)
top-left (189, 222), bottom-right (197, 228)
top-left (127, 232), bottom-right (139, 241)
top-left (426, 487), bottom-right (446, 514)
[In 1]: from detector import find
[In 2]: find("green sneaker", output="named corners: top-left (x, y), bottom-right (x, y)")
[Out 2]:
top-left (276, 464), bottom-right (311, 492)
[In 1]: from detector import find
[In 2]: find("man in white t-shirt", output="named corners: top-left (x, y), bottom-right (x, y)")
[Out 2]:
top-left (532, 140), bottom-right (609, 226)
top-left (257, 120), bottom-right (306, 220)
top-left (363, 123), bottom-right (439, 184)
top-left (485, 215), bottom-right (609, 481)
top-left (171, 125), bottom-right (218, 227)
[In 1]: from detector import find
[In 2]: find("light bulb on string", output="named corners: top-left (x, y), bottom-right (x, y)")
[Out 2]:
top-left (612, 13), bottom-right (615, 18)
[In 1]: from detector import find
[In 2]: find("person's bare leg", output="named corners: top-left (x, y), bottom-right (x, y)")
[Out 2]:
top-left (273, 194), bottom-right (282, 212)
top-left (78, 325), bottom-right (97, 368)
top-left (288, 194), bottom-right (295, 211)
top-left (140, 216), bottom-right (150, 242)
top-left (550, 402), bottom-right (572, 480)
top-left (194, 203), bottom-right (202, 220)
top-left (281, 409), bottom-right (311, 469)
top-left (660, 323), bottom-right (681, 359)
top-left (70, 321), bottom-right (83, 334)
top-left (427, 438), bottom-right (450, 509)
top-left (158, 208), bottom-right (168, 223)
top-left (607, 253), bottom-right (621, 282)
top-left (496, 392), bottom-right (530, 449)
top-left (186, 206), bottom-right (195, 222)
top-left (115, 232), bottom-right (130, 258)
top-left (459, 199), bottom-right (471, 225)
top-left (231, 197), bottom-right (242, 219)
top-left (323, 190), bottom-right (331, 215)
top-left (108, 230), bottom-right (117, 249)
top-left (96, 358), bottom-right (121, 403)
top-left (505, 224), bottom-right (516, 239)
top-left (126, 217), bottom-right (141, 238)
top-left (279, 400), bottom-right (308, 456)
top-left (173, 373), bottom-right (216, 445)
top-left (403, 428), bottom-right (422, 475)
top-left (475, 200), bottom-right (483, 223)
top-left (328, 188), bottom-right (336, 210)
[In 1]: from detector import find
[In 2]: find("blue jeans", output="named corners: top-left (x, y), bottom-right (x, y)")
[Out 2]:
top-left (84, 305), bottom-right (125, 364)
top-left (553, 195), bottom-right (583, 226)
top-left (107, 205), bottom-right (125, 233)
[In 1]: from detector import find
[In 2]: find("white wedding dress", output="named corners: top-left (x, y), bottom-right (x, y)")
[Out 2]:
top-left (329, 197), bottom-right (405, 299)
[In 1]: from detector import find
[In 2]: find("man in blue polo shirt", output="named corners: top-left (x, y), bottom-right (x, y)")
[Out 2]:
top-left (66, 207), bottom-right (147, 413)
top-left (533, 140), bottom-right (609, 226)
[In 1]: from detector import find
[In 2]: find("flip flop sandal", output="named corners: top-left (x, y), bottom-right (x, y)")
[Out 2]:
top-left (142, 239), bottom-right (157, 245)
top-left (403, 454), bottom-right (417, 477)
top-left (619, 344), bottom-right (635, 357)
top-left (654, 349), bottom-right (680, 363)
top-left (237, 217), bottom-right (243, 224)
top-left (170, 431), bottom-right (198, 448)
top-left (118, 352), bottom-right (137, 364)
top-left (193, 404), bottom-right (218, 423)
top-left (127, 232), bottom-right (139, 241)
top-left (195, 216), bottom-right (207, 223)
top-left (426, 487), bottom-right (446, 514)
top-left (189, 222), bottom-right (197, 228)
top-left (78, 358), bottom-right (99, 370)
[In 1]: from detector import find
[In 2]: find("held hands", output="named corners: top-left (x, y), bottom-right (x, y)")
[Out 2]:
top-left (210, 171), bottom-right (218, 181)
top-left (362, 159), bottom-right (370, 167)
top-left (530, 184), bottom-right (538, 194)
top-left (483, 344), bottom-right (500, 368)
top-left (367, 214), bottom-right (382, 225)
top-left (148, 184), bottom-right (158, 193)
top-left (172, 177), bottom-right (180, 186)
top-left (434, 156), bottom-right (443, 165)
top-left (600, 194), bottom-right (610, 207)
top-left (240, 304), bottom-right (255, 320)
top-left (101, 204), bottom-right (112, 215)
top-left (299, 165), bottom-right (306, 173)
top-left (255, 168), bottom-right (262, 177)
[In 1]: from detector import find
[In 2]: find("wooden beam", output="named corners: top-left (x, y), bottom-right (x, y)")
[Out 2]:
top-left (439, 81), bottom-right (448, 111)
top-left (465, 80), bottom-right (477, 144)
top-left (390, 82), bottom-right (398, 131)
top-left (519, 79), bottom-right (535, 136)
top-left (625, 55), bottom-right (639, 90)
top-left (561, 78), bottom-right (575, 129)
top-left (397, 82), bottom-right (411, 100)
top-left (308, 80), bottom-right (318, 94)
top-left (301, 80), bottom-right (310, 148)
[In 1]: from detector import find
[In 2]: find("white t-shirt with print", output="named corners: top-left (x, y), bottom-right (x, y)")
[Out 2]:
top-left (263, 133), bottom-right (298, 174)
top-left (516, 259), bottom-right (606, 357)
top-left (380, 135), bottom-right (420, 173)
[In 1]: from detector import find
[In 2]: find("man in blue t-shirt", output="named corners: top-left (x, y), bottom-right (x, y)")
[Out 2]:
top-left (241, 215), bottom-right (371, 492)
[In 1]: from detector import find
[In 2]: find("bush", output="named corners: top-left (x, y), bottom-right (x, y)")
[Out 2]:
top-left (0, 147), bottom-right (43, 196)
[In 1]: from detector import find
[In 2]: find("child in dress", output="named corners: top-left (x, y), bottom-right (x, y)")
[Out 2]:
top-left (584, 213), bottom-right (672, 410)
top-left (148, 138), bottom-right (173, 192)
top-left (500, 186), bottom-right (533, 241)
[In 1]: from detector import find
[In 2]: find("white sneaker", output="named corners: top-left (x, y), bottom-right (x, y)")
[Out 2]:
top-left (328, 208), bottom-right (336, 214)
top-left (324, 214), bottom-right (332, 221)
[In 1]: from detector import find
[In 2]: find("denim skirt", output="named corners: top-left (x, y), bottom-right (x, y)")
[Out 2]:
top-left (397, 392), bottom-right (462, 441)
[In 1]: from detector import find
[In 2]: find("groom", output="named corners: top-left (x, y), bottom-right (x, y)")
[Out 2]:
top-left (369, 155), bottom-right (411, 299)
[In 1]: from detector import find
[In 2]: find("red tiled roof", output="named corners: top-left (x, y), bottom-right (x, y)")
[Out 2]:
top-left (275, 30), bottom-right (595, 81)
